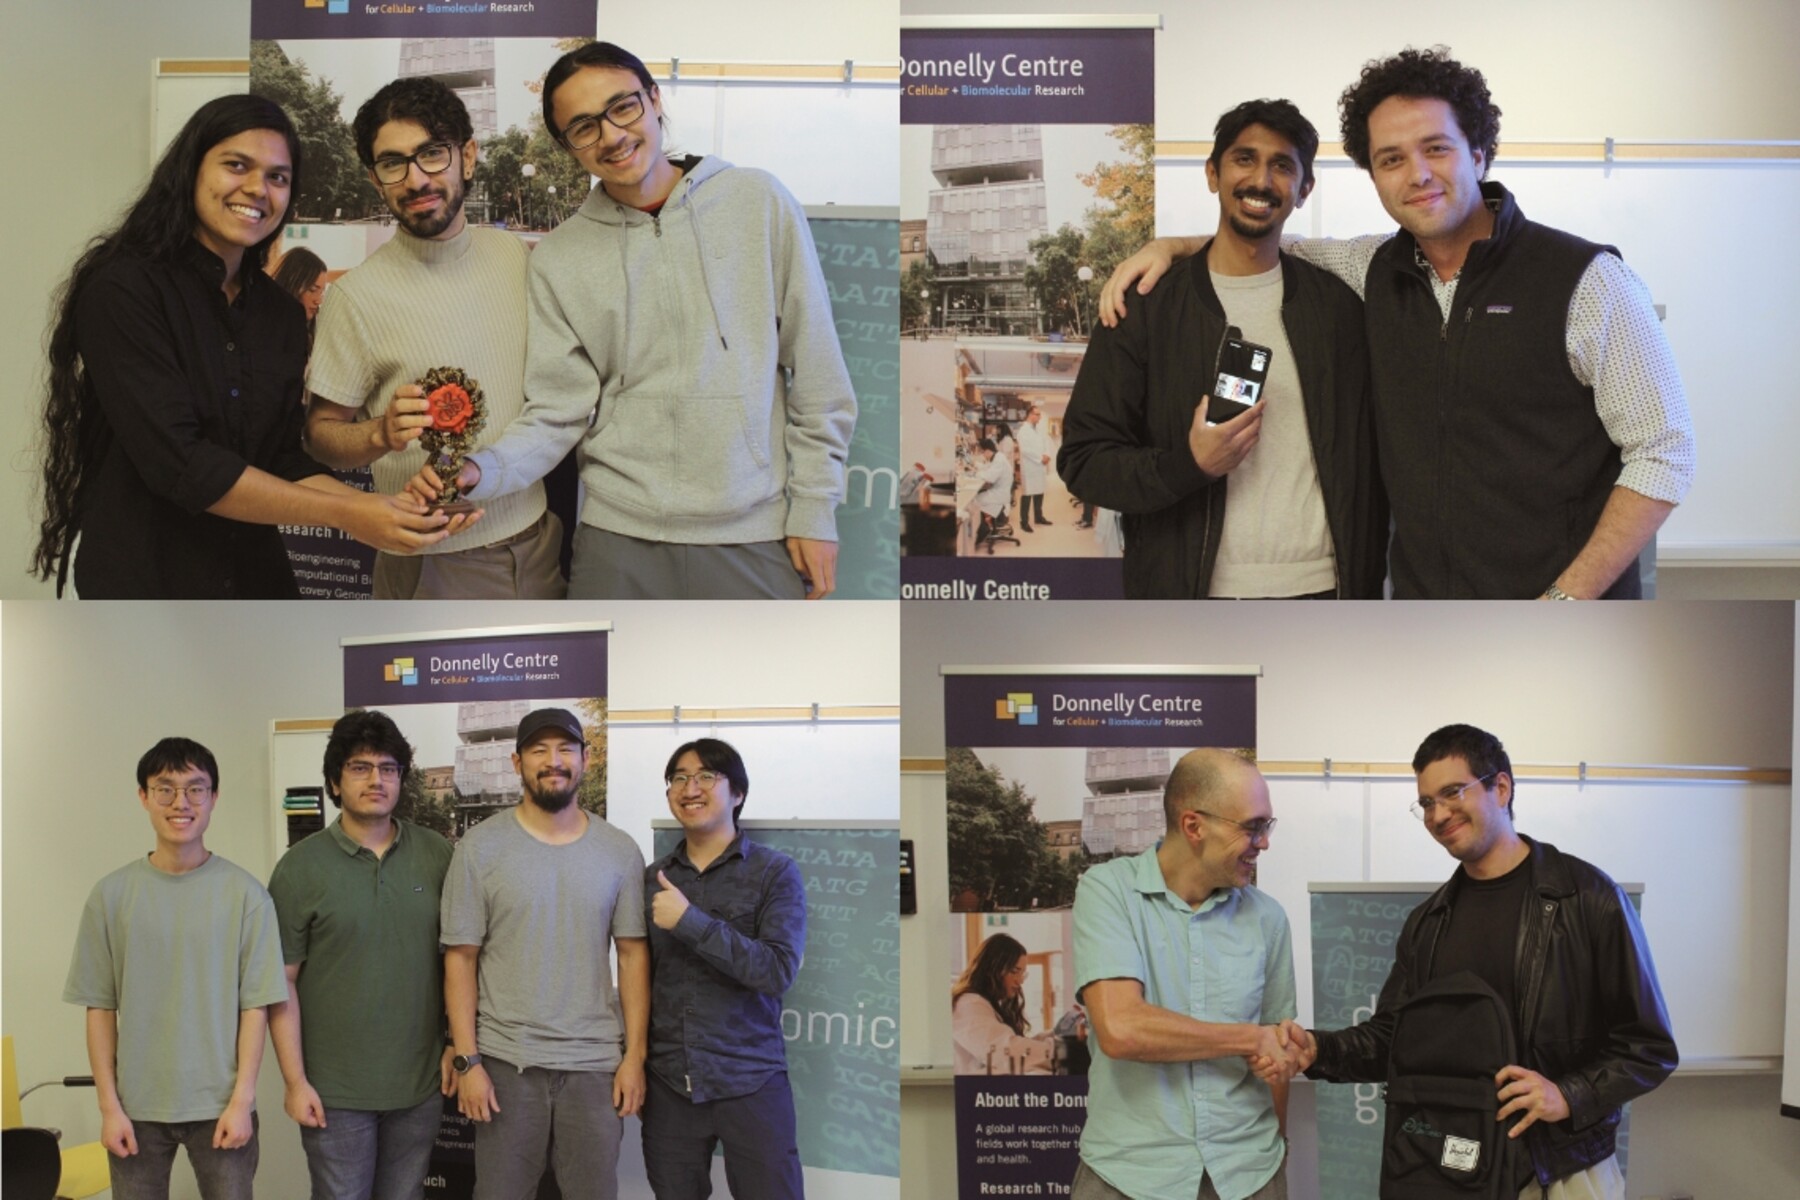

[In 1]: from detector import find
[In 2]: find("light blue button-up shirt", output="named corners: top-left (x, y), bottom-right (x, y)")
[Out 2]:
top-left (1073, 844), bottom-right (1296, 1200)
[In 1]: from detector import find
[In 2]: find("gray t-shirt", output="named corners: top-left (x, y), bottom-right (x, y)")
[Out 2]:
top-left (63, 855), bottom-right (287, 1122)
top-left (440, 809), bottom-right (647, 1071)
top-left (1209, 265), bottom-right (1336, 598)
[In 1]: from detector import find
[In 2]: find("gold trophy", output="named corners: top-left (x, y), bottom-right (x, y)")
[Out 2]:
top-left (416, 366), bottom-right (486, 514)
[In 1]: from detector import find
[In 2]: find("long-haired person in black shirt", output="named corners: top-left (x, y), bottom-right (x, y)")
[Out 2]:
top-left (33, 94), bottom-right (472, 598)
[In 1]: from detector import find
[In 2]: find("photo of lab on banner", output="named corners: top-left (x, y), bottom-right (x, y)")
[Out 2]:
top-left (899, 20), bottom-right (1156, 600)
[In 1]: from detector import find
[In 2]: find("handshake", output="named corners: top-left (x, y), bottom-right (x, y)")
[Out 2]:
top-left (1247, 1019), bottom-right (1315, 1084)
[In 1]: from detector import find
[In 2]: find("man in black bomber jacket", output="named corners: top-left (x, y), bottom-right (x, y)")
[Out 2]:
top-left (1262, 725), bottom-right (1676, 1197)
top-left (1058, 98), bottom-right (1385, 599)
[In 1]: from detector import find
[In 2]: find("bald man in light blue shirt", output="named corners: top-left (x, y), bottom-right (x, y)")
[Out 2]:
top-left (1073, 748), bottom-right (1298, 1200)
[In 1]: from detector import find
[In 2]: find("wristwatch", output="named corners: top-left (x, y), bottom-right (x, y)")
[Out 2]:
top-left (453, 1053), bottom-right (484, 1074)
top-left (1541, 583), bottom-right (1577, 600)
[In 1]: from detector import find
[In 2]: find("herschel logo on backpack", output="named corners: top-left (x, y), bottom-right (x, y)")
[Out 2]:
top-left (1379, 971), bottom-right (1528, 1198)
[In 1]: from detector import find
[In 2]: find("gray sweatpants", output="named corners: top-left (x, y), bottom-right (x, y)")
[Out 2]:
top-left (474, 1057), bottom-right (621, 1200)
top-left (568, 526), bottom-right (806, 600)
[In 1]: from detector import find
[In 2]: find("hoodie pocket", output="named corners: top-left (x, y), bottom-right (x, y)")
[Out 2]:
top-left (591, 390), bottom-right (771, 519)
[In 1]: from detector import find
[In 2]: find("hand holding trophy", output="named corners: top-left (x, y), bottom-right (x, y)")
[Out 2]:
top-left (416, 367), bottom-right (486, 514)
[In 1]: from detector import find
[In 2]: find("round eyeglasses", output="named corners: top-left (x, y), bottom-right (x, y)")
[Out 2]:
top-left (372, 141), bottom-right (456, 186)
top-left (667, 771), bottom-right (725, 791)
top-left (1192, 808), bottom-right (1276, 841)
top-left (148, 782), bottom-right (214, 805)
top-left (560, 91), bottom-right (649, 152)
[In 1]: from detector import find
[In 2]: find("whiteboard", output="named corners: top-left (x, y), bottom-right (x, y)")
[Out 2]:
top-left (902, 768), bottom-right (1789, 1069)
top-left (1158, 156), bottom-right (1800, 562)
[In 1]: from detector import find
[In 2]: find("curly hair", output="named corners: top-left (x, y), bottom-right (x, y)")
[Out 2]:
top-left (953, 933), bottom-right (1030, 1035)
top-left (1339, 46), bottom-right (1501, 175)
top-left (352, 76), bottom-right (473, 168)
top-left (323, 710), bottom-right (415, 807)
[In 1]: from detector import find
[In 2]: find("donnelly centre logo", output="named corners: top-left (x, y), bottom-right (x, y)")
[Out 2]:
top-left (996, 692), bottom-right (1037, 725)
top-left (385, 657), bottom-right (419, 686)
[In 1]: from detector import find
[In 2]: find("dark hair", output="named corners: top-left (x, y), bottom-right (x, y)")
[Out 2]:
top-left (1209, 98), bottom-right (1320, 190)
top-left (352, 77), bottom-right (473, 168)
top-left (1413, 723), bottom-right (1514, 818)
top-left (33, 94), bottom-right (302, 594)
top-left (138, 737), bottom-right (220, 791)
top-left (323, 710), bottom-right (415, 806)
top-left (270, 247), bottom-right (326, 303)
top-left (1339, 46), bottom-right (1502, 175)
top-left (978, 437), bottom-right (998, 454)
top-left (952, 933), bottom-right (1029, 1036)
top-left (541, 41), bottom-right (657, 140)
top-left (665, 738), bottom-right (749, 825)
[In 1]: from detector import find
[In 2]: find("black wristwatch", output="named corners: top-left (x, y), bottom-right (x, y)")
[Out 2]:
top-left (453, 1053), bottom-right (484, 1074)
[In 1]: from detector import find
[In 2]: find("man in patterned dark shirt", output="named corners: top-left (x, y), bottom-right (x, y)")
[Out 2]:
top-left (643, 738), bottom-right (808, 1199)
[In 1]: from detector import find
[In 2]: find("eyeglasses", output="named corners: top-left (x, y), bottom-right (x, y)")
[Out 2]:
top-left (147, 782), bottom-right (213, 805)
top-left (1191, 808), bottom-right (1277, 841)
top-left (343, 760), bottom-right (403, 781)
top-left (560, 91), bottom-right (649, 151)
top-left (1411, 773), bottom-right (1496, 821)
top-left (667, 771), bottom-right (726, 791)
top-left (372, 141), bottom-right (457, 186)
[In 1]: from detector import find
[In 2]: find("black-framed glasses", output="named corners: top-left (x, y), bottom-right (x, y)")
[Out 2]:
top-left (1411, 772), bottom-right (1497, 821)
top-left (667, 771), bottom-right (725, 791)
top-left (147, 782), bottom-right (214, 805)
top-left (372, 141), bottom-right (457, 186)
top-left (1191, 808), bottom-right (1277, 841)
top-left (560, 91), bottom-right (649, 151)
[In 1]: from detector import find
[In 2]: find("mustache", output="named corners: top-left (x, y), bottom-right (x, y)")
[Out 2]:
top-left (1233, 185), bottom-right (1282, 206)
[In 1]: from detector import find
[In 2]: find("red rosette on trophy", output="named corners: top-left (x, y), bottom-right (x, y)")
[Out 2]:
top-left (416, 366), bottom-right (488, 514)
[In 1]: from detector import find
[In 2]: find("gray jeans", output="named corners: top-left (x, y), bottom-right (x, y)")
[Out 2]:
top-left (107, 1114), bottom-right (258, 1200)
top-left (473, 1057), bottom-right (622, 1200)
top-left (1072, 1156), bottom-right (1288, 1200)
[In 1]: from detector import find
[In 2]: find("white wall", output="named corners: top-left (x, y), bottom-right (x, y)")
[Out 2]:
top-left (897, 599), bottom-right (1799, 1200)
top-left (0, 598), bottom-right (899, 1199)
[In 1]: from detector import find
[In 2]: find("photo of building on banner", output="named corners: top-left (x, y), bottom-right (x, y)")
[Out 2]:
top-left (337, 623), bottom-right (608, 1200)
top-left (249, 1), bottom-right (596, 596)
top-left (900, 22), bottom-right (1155, 600)
top-left (941, 669), bottom-right (1266, 1198)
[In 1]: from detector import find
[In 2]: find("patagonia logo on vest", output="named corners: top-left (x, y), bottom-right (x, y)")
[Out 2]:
top-left (1485, 304), bottom-right (1514, 314)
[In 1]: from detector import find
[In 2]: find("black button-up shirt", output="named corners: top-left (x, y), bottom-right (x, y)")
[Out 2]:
top-left (646, 832), bottom-right (806, 1102)
top-left (70, 240), bottom-right (320, 597)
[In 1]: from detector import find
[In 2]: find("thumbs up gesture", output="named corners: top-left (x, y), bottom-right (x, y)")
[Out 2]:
top-left (652, 869), bottom-right (691, 930)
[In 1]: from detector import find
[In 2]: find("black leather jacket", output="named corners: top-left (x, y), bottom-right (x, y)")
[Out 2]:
top-left (1308, 837), bottom-right (1677, 1187)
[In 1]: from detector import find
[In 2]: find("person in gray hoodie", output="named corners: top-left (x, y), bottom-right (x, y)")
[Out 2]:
top-left (409, 41), bottom-right (857, 599)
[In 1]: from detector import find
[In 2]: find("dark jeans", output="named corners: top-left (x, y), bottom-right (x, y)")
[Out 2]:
top-left (108, 1113), bottom-right (258, 1200)
top-left (642, 1070), bottom-right (803, 1200)
top-left (299, 1093), bottom-right (443, 1200)
top-left (474, 1057), bottom-right (621, 1200)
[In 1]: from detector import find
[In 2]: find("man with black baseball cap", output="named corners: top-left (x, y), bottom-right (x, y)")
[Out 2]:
top-left (440, 706), bottom-right (649, 1198)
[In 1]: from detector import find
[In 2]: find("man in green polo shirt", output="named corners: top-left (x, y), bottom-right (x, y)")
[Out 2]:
top-left (268, 710), bottom-right (455, 1200)
top-left (1072, 748), bottom-right (1299, 1200)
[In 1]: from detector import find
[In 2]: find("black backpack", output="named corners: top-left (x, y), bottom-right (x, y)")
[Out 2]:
top-left (1379, 970), bottom-right (1531, 1199)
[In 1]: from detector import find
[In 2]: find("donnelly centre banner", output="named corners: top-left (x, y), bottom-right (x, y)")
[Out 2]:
top-left (340, 621), bottom-right (609, 1200)
top-left (900, 18), bottom-right (1158, 601)
top-left (941, 665), bottom-right (1259, 1198)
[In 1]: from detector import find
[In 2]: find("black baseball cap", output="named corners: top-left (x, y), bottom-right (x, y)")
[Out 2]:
top-left (515, 707), bottom-right (585, 752)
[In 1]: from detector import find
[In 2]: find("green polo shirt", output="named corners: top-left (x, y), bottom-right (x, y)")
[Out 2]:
top-left (268, 817), bottom-right (454, 1111)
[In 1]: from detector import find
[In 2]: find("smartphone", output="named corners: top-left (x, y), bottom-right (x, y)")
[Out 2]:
top-left (1206, 334), bottom-right (1273, 423)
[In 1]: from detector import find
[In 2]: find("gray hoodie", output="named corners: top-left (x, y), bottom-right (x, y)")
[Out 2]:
top-left (465, 156), bottom-right (856, 545)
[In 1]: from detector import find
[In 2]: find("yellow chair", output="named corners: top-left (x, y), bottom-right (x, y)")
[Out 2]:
top-left (2, 1035), bottom-right (111, 1199)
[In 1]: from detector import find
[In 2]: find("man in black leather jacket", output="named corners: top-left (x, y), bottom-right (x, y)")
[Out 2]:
top-left (1261, 724), bottom-right (1675, 1197)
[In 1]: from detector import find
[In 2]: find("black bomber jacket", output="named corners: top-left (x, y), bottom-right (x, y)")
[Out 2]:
top-left (1307, 836), bottom-right (1677, 1188)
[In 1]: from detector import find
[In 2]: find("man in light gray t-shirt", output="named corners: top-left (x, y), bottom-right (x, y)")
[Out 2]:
top-left (441, 707), bottom-right (647, 1200)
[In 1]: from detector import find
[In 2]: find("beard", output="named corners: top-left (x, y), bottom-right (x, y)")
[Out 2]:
top-left (1225, 186), bottom-right (1282, 241)
top-left (395, 174), bottom-right (467, 239)
top-left (523, 769), bottom-right (579, 813)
